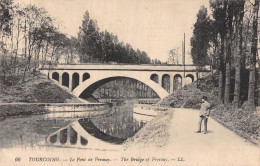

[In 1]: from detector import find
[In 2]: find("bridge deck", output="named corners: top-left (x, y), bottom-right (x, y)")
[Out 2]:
top-left (40, 64), bottom-right (211, 72)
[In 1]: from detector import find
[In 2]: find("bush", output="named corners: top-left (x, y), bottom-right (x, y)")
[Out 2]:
top-left (210, 104), bottom-right (260, 144)
top-left (183, 98), bottom-right (201, 109)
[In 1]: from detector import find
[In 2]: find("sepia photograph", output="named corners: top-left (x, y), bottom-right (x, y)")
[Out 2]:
top-left (0, 0), bottom-right (259, 165)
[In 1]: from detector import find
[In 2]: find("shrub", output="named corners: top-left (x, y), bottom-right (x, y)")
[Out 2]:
top-left (183, 98), bottom-right (201, 109)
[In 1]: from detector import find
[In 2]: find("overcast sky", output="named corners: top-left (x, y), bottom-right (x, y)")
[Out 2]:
top-left (16, 0), bottom-right (210, 63)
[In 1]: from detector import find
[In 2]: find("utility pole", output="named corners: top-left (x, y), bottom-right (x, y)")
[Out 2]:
top-left (182, 39), bottom-right (184, 65)
top-left (183, 33), bottom-right (186, 77)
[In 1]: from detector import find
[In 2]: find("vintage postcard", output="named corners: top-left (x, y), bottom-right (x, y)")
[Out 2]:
top-left (0, 0), bottom-right (260, 166)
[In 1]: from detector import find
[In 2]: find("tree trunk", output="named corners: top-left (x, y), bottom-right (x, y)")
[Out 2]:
top-left (36, 46), bottom-right (41, 68)
top-left (224, 57), bottom-right (231, 105)
top-left (257, 69), bottom-right (260, 106)
top-left (48, 46), bottom-right (56, 79)
top-left (224, 4), bottom-right (233, 106)
top-left (70, 49), bottom-right (74, 64)
top-left (233, 3), bottom-right (244, 108)
top-left (242, 16), bottom-right (251, 70)
top-left (43, 42), bottom-right (49, 66)
top-left (15, 19), bottom-right (20, 65)
top-left (248, 0), bottom-right (259, 107)
top-left (248, 69), bottom-right (256, 106)
top-left (24, 20), bottom-right (27, 58)
top-left (257, 11), bottom-right (260, 107)
top-left (35, 40), bottom-right (42, 69)
top-left (233, 55), bottom-right (241, 107)
top-left (41, 45), bottom-right (44, 66)
top-left (218, 36), bottom-right (225, 103)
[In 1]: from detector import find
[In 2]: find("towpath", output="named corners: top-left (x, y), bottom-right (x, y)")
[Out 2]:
top-left (165, 108), bottom-right (260, 166)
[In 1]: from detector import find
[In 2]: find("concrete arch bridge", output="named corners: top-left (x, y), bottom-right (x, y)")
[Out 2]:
top-left (40, 64), bottom-right (211, 99)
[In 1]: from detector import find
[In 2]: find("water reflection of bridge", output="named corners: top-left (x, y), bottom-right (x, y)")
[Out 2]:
top-left (46, 120), bottom-right (123, 151)
top-left (45, 103), bottom-right (146, 150)
top-left (40, 64), bottom-right (211, 99)
top-left (45, 118), bottom-right (145, 150)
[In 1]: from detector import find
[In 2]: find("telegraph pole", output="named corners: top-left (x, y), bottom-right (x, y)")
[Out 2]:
top-left (183, 33), bottom-right (185, 76)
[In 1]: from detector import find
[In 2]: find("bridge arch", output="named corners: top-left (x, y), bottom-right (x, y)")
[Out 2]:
top-left (73, 72), bottom-right (169, 99)
top-left (72, 72), bottom-right (80, 90)
top-left (62, 72), bottom-right (69, 87)
top-left (150, 74), bottom-right (158, 83)
top-left (174, 74), bottom-right (182, 90)
top-left (52, 72), bottom-right (59, 82)
top-left (162, 74), bottom-right (170, 92)
top-left (83, 72), bottom-right (90, 82)
top-left (186, 74), bottom-right (194, 84)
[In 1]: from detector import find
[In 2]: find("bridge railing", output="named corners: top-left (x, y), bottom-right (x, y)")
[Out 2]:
top-left (39, 64), bottom-right (211, 72)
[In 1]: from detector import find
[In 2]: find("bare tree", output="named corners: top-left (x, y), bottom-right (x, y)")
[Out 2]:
top-left (248, 0), bottom-right (259, 107)
top-left (233, 0), bottom-right (245, 108)
top-left (168, 48), bottom-right (180, 64)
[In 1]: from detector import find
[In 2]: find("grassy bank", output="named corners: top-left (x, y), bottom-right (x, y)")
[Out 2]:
top-left (123, 110), bottom-right (173, 150)
top-left (157, 73), bottom-right (260, 144)
top-left (0, 71), bottom-right (81, 120)
top-left (0, 71), bottom-right (81, 103)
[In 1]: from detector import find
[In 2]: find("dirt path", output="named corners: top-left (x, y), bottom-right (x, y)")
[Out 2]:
top-left (165, 108), bottom-right (260, 166)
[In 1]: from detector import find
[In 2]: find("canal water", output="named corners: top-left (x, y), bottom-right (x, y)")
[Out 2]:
top-left (0, 101), bottom-right (151, 149)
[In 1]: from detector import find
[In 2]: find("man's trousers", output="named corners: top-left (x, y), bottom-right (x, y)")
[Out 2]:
top-left (198, 115), bottom-right (208, 132)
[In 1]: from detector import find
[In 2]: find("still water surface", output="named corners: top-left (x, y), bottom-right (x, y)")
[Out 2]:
top-left (0, 101), bottom-right (148, 149)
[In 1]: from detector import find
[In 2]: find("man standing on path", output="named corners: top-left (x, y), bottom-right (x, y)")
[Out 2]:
top-left (196, 96), bottom-right (211, 134)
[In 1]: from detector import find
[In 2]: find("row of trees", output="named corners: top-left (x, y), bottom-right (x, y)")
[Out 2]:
top-left (0, 1), bottom-right (152, 85)
top-left (0, 0), bottom-right (77, 83)
top-left (191, 0), bottom-right (259, 107)
top-left (77, 11), bottom-right (151, 64)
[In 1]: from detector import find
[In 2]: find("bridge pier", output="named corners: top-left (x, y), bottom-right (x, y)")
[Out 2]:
top-left (76, 131), bottom-right (81, 146)
top-left (67, 126), bottom-right (71, 145)
top-left (158, 74), bottom-right (162, 87)
top-left (59, 72), bottom-right (62, 85)
top-left (170, 75), bottom-right (174, 94)
top-left (182, 75), bottom-right (186, 87)
top-left (69, 73), bottom-right (73, 91)
top-left (57, 130), bottom-right (60, 144)
top-left (79, 73), bottom-right (83, 84)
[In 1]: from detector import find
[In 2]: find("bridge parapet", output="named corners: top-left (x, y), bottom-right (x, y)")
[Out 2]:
top-left (40, 64), bottom-right (211, 72)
